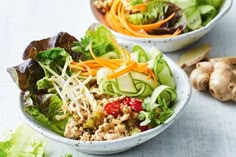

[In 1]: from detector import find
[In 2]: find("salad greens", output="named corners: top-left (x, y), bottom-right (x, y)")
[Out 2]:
top-left (126, 0), bottom-right (223, 31)
top-left (126, 0), bottom-right (187, 34)
top-left (7, 33), bottom-right (77, 136)
top-left (7, 24), bottom-right (177, 140)
top-left (7, 59), bottom-right (45, 93)
top-left (7, 32), bottom-right (80, 93)
top-left (93, 0), bottom-right (224, 37)
top-left (169, 0), bottom-right (223, 30)
top-left (22, 32), bottom-right (80, 61)
top-left (127, 0), bottom-right (172, 25)
top-left (0, 124), bottom-right (74, 157)
top-left (23, 47), bottom-right (72, 135)
top-left (36, 47), bottom-right (71, 90)
top-left (0, 124), bottom-right (46, 157)
top-left (72, 25), bottom-right (121, 60)
top-left (138, 85), bottom-right (176, 126)
top-left (197, 0), bottom-right (223, 8)
top-left (24, 94), bottom-right (69, 136)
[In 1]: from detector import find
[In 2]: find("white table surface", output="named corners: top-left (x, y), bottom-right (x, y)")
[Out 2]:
top-left (0, 0), bottom-right (235, 157)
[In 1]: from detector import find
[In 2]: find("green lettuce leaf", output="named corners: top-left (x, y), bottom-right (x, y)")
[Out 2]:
top-left (25, 94), bottom-right (69, 136)
top-left (8, 46), bottom-right (71, 93)
top-left (129, 0), bottom-right (144, 6)
top-left (127, 0), bottom-right (169, 25)
top-left (0, 124), bottom-right (46, 157)
top-left (198, 5), bottom-right (217, 25)
top-left (23, 32), bottom-right (81, 61)
top-left (7, 32), bottom-right (81, 93)
top-left (36, 47), bottom-right (69, 66)
top-left (170, 0), bottom-right (197, 10)
top-left (72, 24), bottom-right (121, 60)
top-left (36, 47), bottom-right (71, 90)
top-left (197, 0), bottom-right (223, 9)
top-left (126, 0), bottom-right (186, 34)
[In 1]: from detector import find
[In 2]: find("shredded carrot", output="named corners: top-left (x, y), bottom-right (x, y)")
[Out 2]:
top-left (146, 69), bottom-right (157, 83)
top-left (104, 0), bottom-right (182, 38)
top-left (173, 28), bottom-right (182, 35)
top-left (88, 43), bottom-right (97, 59)
top-left (107, 0), bottom-right (130, 34)
top-left (107, 61), bottom-right (138, 80)
top-left (104, 12), bottom-right (112, 28)
top-left (96, 59), bottom-right (119, 69)
top-left (96, 58), bottom-right (120, 67)
top-left (70, 65), bottom-right (84, 70)
top-left (88, 44), bottom-right (119, 69)
top-left (131, 3), bottom-right (147, 12)
top-left (80, 71), bottom-right (97, 76)
top-left (69, 43), bottom-right (158, 84)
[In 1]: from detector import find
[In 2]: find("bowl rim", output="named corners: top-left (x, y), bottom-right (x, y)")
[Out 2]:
top-left (18, 51), bottom-right (192, 146)
top-left (90, 0), bottom-right (232, 41)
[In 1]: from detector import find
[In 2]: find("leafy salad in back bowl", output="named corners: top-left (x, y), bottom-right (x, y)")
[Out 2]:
top-left (7, 24), bottom-right (191, 154)
top-left (91, 0), bottom-right (232, 52)
top-left (92, 0), bottom-right (226, 37)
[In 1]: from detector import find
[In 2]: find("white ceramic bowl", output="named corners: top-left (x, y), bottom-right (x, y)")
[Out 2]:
top-left (19, 43), bottom-right (191, 155)
top-left (91, 0), bottom-right (232, 52)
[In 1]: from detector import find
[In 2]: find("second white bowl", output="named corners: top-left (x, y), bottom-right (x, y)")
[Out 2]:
top-left (91, 0), bottom-right (232, 52)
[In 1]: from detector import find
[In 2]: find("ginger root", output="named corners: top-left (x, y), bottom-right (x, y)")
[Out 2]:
top-left (190, 62), bottom-right (213, 90)
top-left (190, 57), bottom-right (236, 101)
top-left (178, 44), bottom-right (211, 68)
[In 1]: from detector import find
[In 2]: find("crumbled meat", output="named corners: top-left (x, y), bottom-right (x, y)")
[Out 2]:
top-left (80, 132), bottom-right (91, 141)
top-left (64, 96), bottom-right (141, 141)
top-left (93, 0), bottom-right (150, 14)
top-left (93, 0), bottom-right (113, 13)
top-left (64, 119), bottom-right (83, 139)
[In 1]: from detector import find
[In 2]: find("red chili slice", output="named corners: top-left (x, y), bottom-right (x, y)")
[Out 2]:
top-left (139, 125), bottom-right (149, 132)
top-left (122, 97), bottom-right (143, 112)
top-left (104, 100), bottom-right (121, 117)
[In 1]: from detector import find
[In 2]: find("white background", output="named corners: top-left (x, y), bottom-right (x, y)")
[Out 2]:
top-left (0, 0), bottom-right (235, 157)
